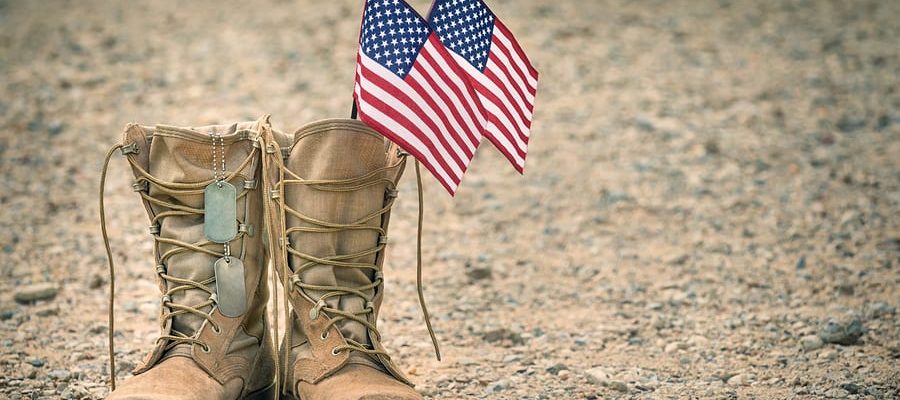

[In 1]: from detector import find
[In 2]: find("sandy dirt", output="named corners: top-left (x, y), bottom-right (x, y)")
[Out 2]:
top-left (1, 0), bottom-right (898, 398)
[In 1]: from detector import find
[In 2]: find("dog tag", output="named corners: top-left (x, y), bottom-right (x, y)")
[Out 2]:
top-left (204, 182), bottom-right (238, 243)
top-left (214, 257), bottom-right (247, 317)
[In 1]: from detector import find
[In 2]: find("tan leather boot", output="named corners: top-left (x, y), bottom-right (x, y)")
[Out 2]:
top-left (100, 116), bottom-right (277, 400)
top-left (263, 119), bottom-right (423, 400)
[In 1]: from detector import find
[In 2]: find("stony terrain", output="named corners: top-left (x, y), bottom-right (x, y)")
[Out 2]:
top-left (1, 0), bottom-right (898, 398)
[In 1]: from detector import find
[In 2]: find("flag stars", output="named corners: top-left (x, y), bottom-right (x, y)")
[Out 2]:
top-left (361, 0), bottom-right (430, 78)
top-left (427, 0), bottom-right (494, 70)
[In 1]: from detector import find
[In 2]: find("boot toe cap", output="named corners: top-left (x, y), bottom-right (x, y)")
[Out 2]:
top-left (297, 363), bottom-right (422, 400)
top-left (106, 357), bottom-right (235, 400)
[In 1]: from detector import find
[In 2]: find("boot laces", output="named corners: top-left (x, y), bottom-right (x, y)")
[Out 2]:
top-left (280, 157), bottom-right (402, 357)
top-left (99, 141), bottom-right (258, 390)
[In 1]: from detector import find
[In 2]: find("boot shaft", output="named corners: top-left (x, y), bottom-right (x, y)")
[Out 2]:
top-left (283, 119), bottom-right (403, 346)
top-left (265, 119), bottom-right (412, 389)
top-left (115, 117), bottom-right (272, 382)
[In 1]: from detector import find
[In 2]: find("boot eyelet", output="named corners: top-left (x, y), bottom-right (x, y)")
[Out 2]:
top-left (212, 326), bottom-right (221, 335)
top-left (320, 331), bottom-right (329, 341)
top-left (200, 344), bottom-right (211, 353)
top-left (331, 348), bottom-right (341, 356)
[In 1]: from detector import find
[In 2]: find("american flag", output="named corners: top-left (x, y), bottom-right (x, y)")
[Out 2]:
top-left (354, 0), bottom-right (486, 195)
top-left (428, 0), bottom-right (538, 173)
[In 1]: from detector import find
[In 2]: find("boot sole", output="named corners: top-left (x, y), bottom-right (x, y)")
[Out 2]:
top-left (243, 382), bottom-right (277, 400)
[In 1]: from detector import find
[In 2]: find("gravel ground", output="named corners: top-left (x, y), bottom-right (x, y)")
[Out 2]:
top-left (1, 0), bottom-right (898, 399)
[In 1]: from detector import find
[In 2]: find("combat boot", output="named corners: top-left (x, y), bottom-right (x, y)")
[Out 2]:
top-left (263, 119), bottom-right (436, 400)
top-left (99, 116), bottom-right (277, 400)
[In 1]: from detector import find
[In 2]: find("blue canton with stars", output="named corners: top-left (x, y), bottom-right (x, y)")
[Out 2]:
top-left (428, 0), bottom-right (495, 72)
top-left (361, 0), bottom-right (432, 78)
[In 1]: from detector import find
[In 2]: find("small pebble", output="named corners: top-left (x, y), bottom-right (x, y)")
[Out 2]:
top-left (820, 315), bottom-right (865, 345)
top-left (486, 379), bottom-right (510, 392)
top-left (800, 335), bottom-right (824, 352)
top-left (606, 380), bottom-right (629, 393)
top-left (13, 283), bottom-right (59, 304)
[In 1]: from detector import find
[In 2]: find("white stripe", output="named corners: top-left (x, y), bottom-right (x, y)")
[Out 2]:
top-left (418, 42), bottom-right (486, 136)
top-left (356, 94), bottom-right (460, 190)
top-left (492, 26), bottom-right (538, 88)
top-left (482, 96), bottom-right (528, 150)
top-left (487, 44), bottom-right (536, 107)
top-left (414, 56), bottom-right (482, 151)
top-left (358, 55), bottom-right (475, 157)
top-left (474, 84), bottom-right (530, 143)
top-left (358, 55), bottom-right (466, 177)
top-left (455, 54), bottom-right (531, 136)
top-left (485, 121), bottom-right (525, 167)
top-left (486, 58), bottom-right (533, 119)
top-left (354, 64), bottom-right (361, 96)
top-left (407, 69), bottom-right (478, 154)
top-left (455, 50), bottom-right (534, 117)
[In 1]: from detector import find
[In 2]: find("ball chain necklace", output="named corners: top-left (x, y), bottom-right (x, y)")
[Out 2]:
top-left (204, 134), bottom-right (246, 318)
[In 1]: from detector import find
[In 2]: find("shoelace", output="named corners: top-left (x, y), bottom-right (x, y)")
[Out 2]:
top-left (99, 141), bottom-right (258, 390)
top-left (257, 130), bottom-right (440, 397)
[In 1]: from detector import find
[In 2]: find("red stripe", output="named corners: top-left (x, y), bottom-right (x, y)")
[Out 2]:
top-left (358, 68), bottom-right (463, 180)
top-left (419, 41), bottom-right (484, 147)
top-left (356, 110), bottom-right (459, 194)
top-left (489, 34), bottom-right (537, 97)
top-left (493, 20), bottom-right (539, 80)
top-left (483, 122), bottom-right (526, 174)
top-left (470, 78), bottom-right (530, 147)
top-left (420, 37), bottom-right (485, 143)
top-left (410, 45), bottom-right (480, 155)
top-left (484, 59), bottom-right (531, 128)
top-left (411, 54), bottom-right (481, 151)
top-left (484, 113), bottom-right (527, 159)
top-left (359, 62), bottom-right (469, 168)
top-left (424, 40), bottom-right (486, 149)
top-left (486, 51), bottom-right (534, 111)
top-left (404, 73), bottom-right (475, 158)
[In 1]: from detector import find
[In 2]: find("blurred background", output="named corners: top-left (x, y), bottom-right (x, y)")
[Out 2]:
top-left (0, 0), bottom-right (898, 398)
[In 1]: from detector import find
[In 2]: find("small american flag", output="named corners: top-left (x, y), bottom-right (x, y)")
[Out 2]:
top-left (354, 0), bottom-right (486, 195)
top-left (428, 0), bottom-right (539, 173)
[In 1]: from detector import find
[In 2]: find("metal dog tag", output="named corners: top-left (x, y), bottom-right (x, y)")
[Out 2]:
top-left (204, 182), bottom-right (238, 243)
top-left (214, 257), bottom-right (247, 317)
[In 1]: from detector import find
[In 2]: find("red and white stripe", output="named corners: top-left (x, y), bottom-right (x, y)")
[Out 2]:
top-left (458, 20), bottom-right (538, 173)
top-left (354, 34), bottom-right (485, 195)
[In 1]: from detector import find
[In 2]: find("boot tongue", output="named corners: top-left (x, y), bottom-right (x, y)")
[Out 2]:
top-left (286, 121), bottom-right (390, 349)
top-left (140, 121), bottom-right (261, 339)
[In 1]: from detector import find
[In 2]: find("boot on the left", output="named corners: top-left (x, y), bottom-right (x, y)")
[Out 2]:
top-left (100, 116), bottom-right (277, 400)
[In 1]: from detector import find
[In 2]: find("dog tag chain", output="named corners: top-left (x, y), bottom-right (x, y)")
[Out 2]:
top-left (204, 134), bottom-right (246, 317)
